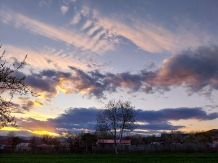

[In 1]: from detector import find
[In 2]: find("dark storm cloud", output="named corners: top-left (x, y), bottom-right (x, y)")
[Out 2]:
top-left (136, 107), bottom-right (218, 123)
top-left (16, 107), bottom-right (218, 133)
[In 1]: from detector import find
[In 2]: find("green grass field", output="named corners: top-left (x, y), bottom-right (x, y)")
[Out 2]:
top-left (0, 153), bottom-right (218, 163)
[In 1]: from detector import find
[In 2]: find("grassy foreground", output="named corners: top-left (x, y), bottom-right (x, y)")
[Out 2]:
top-left (0, 153), bottom-right (218, 163)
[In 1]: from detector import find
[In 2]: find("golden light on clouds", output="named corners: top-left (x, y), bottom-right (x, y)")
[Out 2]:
top-left (12, 112), bottom-right (55, 121)
top-left (79, 87), bottom-right (91, 95)
top-left (37, 92), bottom-right (47, 99)
top-left (134, 129), bottom-right (149, 133)
top-left (0, 127), bottom-right (59, 136)
top-left (27, 130), bottom-right (59, 136)
top-left (57, 85), bottom-right (67, 94)
top-left (0, 127), bottom-right (19, 131)
top-left (57, 78), bottom-right (74, 94)
top-left (33, 100), bottom-right (43, 107)
top-left (36, 91), bottom-right (57, 100)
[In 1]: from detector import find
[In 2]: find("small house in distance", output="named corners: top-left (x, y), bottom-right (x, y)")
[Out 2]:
top-left (97, 139), bottom-right (131, 145)
top-left (95, 139), bottom-right (131, 152)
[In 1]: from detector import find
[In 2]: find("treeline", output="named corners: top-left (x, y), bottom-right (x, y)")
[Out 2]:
top-left (0, 130), bottom-right (218, 154)
top-left (0, 132), bottom-right (97, 154)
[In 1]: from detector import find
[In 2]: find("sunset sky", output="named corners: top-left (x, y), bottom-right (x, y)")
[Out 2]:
top-left (0, 0), bottom-right (218, 137)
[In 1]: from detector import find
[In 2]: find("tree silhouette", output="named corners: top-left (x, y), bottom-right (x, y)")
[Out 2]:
top-left (96, 100), bottom-right (136, 154)
top-left (81, 133), bottom-right (97, 153)
top-left (0, 45), bottom-right (33, 128)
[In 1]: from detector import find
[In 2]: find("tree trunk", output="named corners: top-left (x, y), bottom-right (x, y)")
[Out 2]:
top-left (86, 144), bottom-right (88, 153)
top-left (115, 144), bottom-right (118, 154)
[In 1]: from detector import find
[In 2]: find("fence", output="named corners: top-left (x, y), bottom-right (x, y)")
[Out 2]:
top-left (93, 143), bottom-right (218, 153)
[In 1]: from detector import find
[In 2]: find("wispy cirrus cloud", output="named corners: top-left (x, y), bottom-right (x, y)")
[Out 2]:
top-left (3, 45), bottom-right (89, 71)
top-left (1, 2), bottom-right (216, 56)
top-left (39, 0), bottom-right (51, 7)
top-left (75, 6), bottom-right (216, 54)
top-left (70, 11), bottom-right (81, 25)
top-left (60, 5), bottom-right (69, 14)
top-left (0, 9), bottom-right (114, 55)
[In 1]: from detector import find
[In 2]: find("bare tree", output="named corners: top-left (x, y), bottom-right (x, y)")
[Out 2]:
top-left (150, 134), bottom-right (156, 144)
top-left (6, 131), bottom-right (22, 151)
top-left (0, 45), bottom-right (33, 128)
top-left (96, 100), bottom-right (136, 154)
top-left (29, 136), bottom-right (39, 153)
top-left (62, 132), bottom-right (82, 153)
top-left (162, 130), bottom-right (183, 152)
top-left (81, 133), bottom-right (97, 153)
top-left (42, 134), bottom-right (54, 145)
top-left (194, 131), bottom-right (213, 144)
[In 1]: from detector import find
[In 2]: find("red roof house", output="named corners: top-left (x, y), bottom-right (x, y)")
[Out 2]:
top-left (97, 139), bottom-right (131, 145)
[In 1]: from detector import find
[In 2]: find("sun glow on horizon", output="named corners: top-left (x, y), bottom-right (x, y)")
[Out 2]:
top-left (28, 130), bottom-right (60, 136)
top-left (12, 112), bottom-right (56, 121)
top-left (0, 127), bottom-right (59, 136)
top-left (0, 127), bottom-right (19, 131)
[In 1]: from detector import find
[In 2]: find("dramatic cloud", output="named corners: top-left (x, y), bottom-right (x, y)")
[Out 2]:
top-left (136, 107), bottom-right (218, 123)
top-left (68, 46), bottom-right (218, 97)
top-left (16, 107), bottom-right (98, 133)
top-left (48, 107), bottom-right (98, 130)
top-left (12, 98), bottom-right (43, 113)
top-left (19, 70), bottom-right (72, 100)
top-left (150, 46), bottom-right (218, 94)
top-left (17, 45), bottom-right (218, 100)
top-left (17, 117), bottom-right (58, 135)
top-left (15, 107), bottom-right (218, 134)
